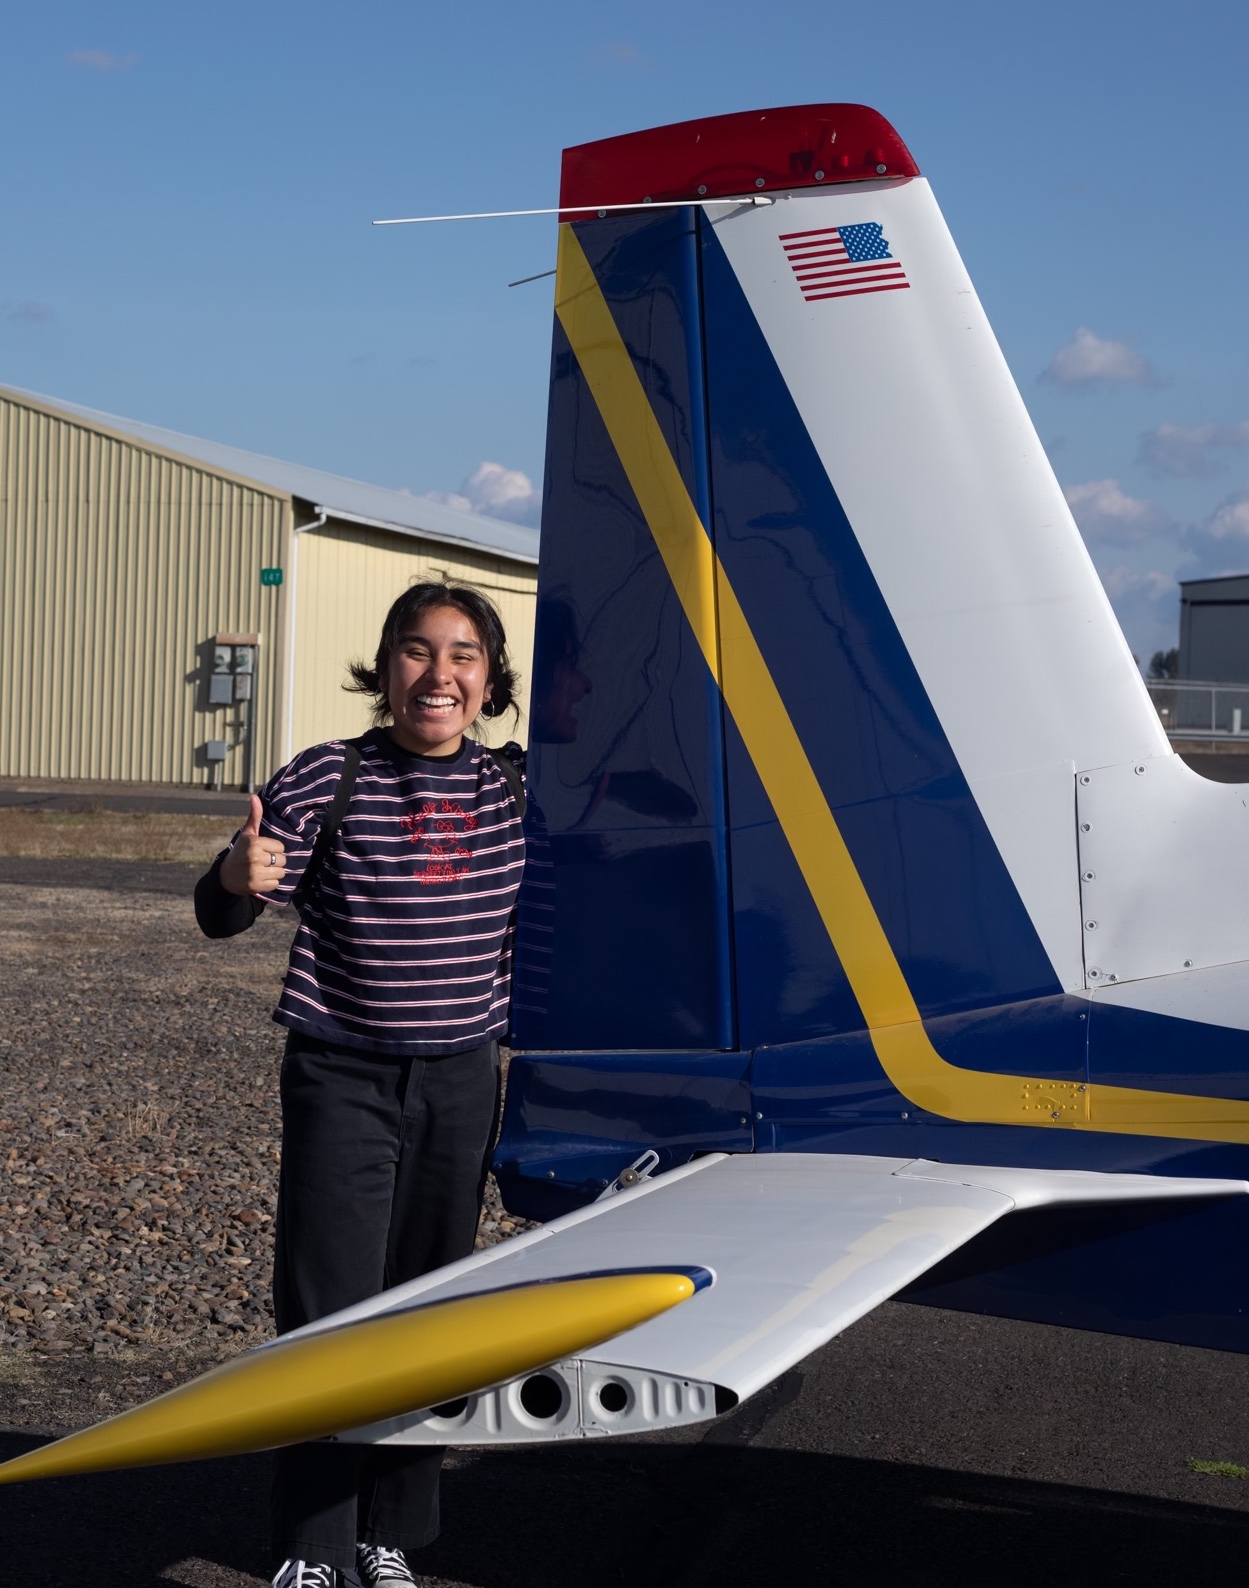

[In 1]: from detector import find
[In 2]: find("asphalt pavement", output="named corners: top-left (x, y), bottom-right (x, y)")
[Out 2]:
top-left (3, 1297), bottom-right (1249, 1586)
top-left (0, 777), bottom-right (250, 817)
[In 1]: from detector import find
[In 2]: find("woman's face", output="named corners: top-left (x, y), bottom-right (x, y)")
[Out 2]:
top-left (384, 604), bottom-right (492, 757)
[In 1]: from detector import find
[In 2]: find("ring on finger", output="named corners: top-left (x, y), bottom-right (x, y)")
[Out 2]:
top-left (267, 852), bottom-right (277, 866)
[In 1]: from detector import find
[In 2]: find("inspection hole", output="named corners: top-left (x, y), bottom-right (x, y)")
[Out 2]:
top-left (519, 1373), bottom-right (563, 1419)
top-left (430, 1397), bottom-right (468, 1419)
top-left (596, 1381), bottom-right (629, 1414)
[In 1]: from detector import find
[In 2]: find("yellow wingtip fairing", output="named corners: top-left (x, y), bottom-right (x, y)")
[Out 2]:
top-left (0, 1271), bottom-right (697, 1485)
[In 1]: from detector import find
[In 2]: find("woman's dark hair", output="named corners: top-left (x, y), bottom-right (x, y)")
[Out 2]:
top-left (345, 579), bottom-right (520, 728)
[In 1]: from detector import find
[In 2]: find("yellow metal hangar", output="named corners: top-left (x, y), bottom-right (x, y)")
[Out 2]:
top-left (0, 384), bottom-right (538, 789)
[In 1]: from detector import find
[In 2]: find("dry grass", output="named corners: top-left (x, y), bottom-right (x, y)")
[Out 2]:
top-left (124, 1098), bottom-right (173, 1139)
top-left (0, 809), bottom-right (236, 863)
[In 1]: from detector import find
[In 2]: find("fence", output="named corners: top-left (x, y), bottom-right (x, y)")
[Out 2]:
top-left (1146, 679), bottom-right (1249, 739)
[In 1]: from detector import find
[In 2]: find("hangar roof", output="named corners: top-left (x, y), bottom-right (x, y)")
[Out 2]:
top-left (1, 383), bottom-right (540, 566)
top-left (1180, 574), bottom-right (1249, 601)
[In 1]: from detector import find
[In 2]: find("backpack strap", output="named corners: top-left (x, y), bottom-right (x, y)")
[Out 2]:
top-left (289, 737), bottom-right (365, 915)
top-left (487, 742), bottom-right (527, 820)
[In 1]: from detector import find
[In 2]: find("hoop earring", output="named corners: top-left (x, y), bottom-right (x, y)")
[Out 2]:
top-left (480, 700), bottom-right (497, 719)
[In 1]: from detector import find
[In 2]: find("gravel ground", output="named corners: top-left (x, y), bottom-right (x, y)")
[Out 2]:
top-left (0, 862), bottom-right (534, 1388)
top-left (0, 807), bottom-right (239, 862)
top-left (6, 864), bottom-right (1249, 1587)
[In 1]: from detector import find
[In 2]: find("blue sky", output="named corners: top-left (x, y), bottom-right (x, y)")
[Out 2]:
top-left (3, 0), bottom-right (1247, 663)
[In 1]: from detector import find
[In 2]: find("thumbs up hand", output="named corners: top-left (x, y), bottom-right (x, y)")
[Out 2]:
top-left (220, 794), bottom-right (288, 897)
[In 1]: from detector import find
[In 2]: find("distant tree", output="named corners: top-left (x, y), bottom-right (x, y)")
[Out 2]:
top-left (1148, 647), bottom-right (1179, 680)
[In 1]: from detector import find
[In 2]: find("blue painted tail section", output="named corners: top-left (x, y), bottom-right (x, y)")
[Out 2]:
top-left (512, 210), bottom-right (735, 1053)
top-left (514, 205), bottom-right (1059, 1055)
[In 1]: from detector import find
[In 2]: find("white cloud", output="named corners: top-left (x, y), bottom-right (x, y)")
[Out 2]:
top-left (1187, 488), bottom-right (1249, 549)
top-left (427, 490), bottom-right (474, 513)
top-left (1041, 327), bottom-right (1154, 390)
top-left (67, 49), bottom-right (137, 71)
top-left (425, 461), bottom-right (541, 527)
top-left (1063, 479), bottom-right (1172, 544)
top-left (1099, 566), bottom-right (1176, 602)
top-left (1138, 420), bottom-right (1249, 477)
top-left (1173, 490), bottom-right (1249, 584)
top-left (1095, 565), bottom-right (1179, 661)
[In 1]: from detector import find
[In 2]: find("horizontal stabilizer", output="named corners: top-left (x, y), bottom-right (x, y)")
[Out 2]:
top-left (5, 1155), bottom-right (1241, 1476)
top-left (314, 1153), bottom-right (1247, 1443)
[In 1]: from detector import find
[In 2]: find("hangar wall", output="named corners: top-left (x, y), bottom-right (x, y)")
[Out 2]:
top-left (1179, 575), bottom-right (1249, 684)
top-left (0, 387), bottom-right (538, 787)
top-left (0, 391), bottom-right (290, 785)
top-left (290, 521), bottom-right (537, 758)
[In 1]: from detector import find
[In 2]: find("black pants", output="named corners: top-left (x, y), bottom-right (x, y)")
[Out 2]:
top-left (270, 1033), bottom-right (501, 1571)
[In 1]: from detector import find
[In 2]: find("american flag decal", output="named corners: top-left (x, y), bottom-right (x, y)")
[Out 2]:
top-left (780, 222), bottom-right (910, 302)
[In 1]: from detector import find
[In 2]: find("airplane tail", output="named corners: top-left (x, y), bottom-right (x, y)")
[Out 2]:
top-left (506, 104), bottom-right (1249, 1205)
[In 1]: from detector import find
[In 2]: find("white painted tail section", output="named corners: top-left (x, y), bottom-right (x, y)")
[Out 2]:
top-left (709, 181), bottom-right (1249, 995)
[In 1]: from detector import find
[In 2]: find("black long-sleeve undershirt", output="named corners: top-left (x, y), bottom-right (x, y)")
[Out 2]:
top-left (193, 850), bottom-right (266, 939)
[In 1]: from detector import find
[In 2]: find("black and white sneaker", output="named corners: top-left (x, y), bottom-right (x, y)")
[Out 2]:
top-left (355, 1543), bottom-right (421, 1586)
top-left (271, 1561), bottom-right (340, 1588)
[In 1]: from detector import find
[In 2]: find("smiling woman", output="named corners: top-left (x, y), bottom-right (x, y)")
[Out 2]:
top-left (344, 581), bottom-right (519, 759)
top-left (387, 608), bottom-right (491, 754)
top-left (192, 580), bottom-right (527, 1588)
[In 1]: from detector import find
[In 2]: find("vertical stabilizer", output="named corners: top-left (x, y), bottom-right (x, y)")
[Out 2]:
top-left (515, 106), bottom-right (1201, 1063)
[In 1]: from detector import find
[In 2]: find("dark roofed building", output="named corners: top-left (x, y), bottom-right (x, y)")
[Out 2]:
top-left (1179, 574), bottom-right (1249, 683)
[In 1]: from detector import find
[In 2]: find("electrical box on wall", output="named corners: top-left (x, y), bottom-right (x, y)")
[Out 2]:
top-left (210, 633), bottom-right (261, 793)
top-left (211, 637), bottom-right (258, 687)
top-left (210, 637), bottom-right (259, 700)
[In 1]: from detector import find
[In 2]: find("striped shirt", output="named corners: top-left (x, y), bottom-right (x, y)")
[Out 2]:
top-left (255, 730), bottom-right (525, 1055)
